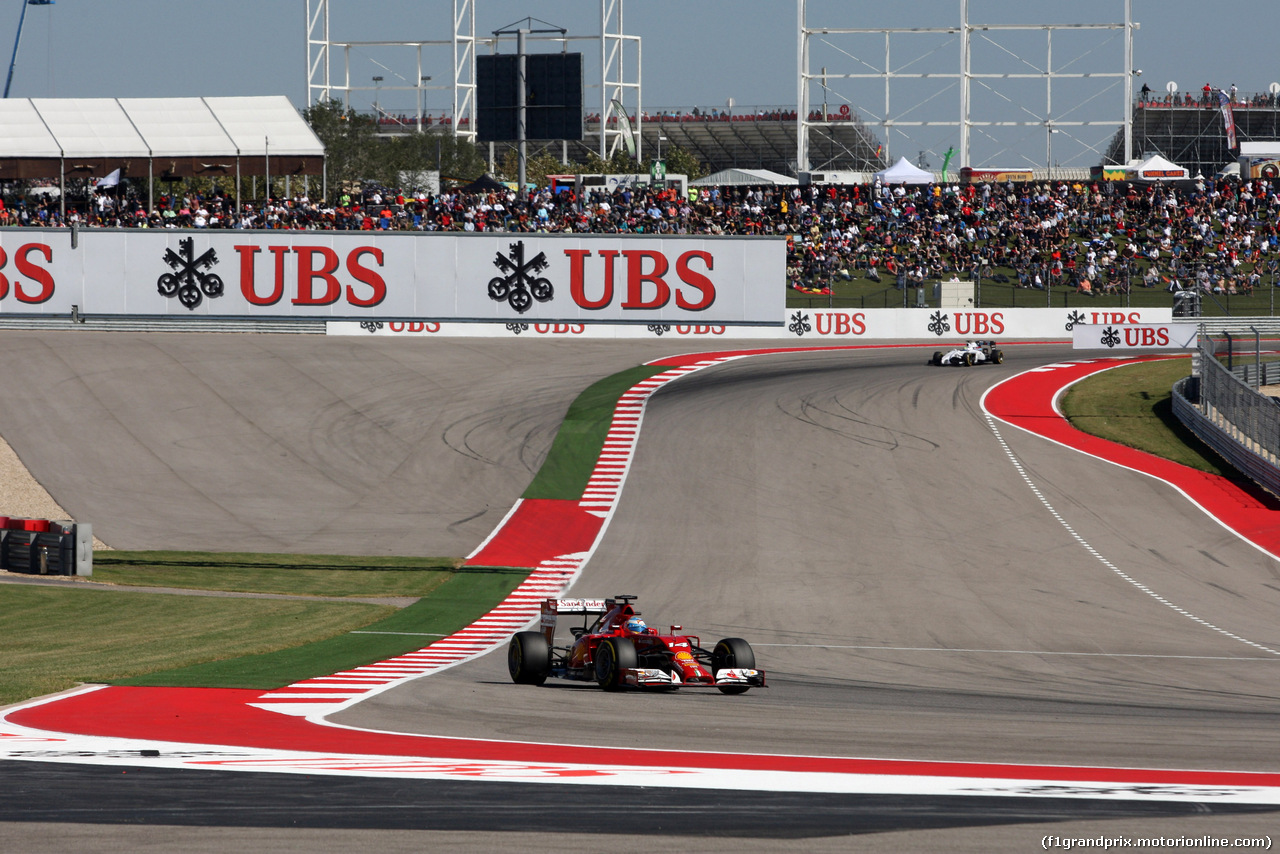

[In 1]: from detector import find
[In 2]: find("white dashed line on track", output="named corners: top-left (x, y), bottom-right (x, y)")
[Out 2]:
top-left (752, 643), bottom-right (1280, 661)
top-left (982, 366), bottom-right (1280, 658)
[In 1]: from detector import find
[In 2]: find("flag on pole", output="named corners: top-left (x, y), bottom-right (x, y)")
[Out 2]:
top-left (1218, 90), bottom-right (1238, 150)
top-left (610, 99), bottom-right (637, 159)
top-left (94, 168), bottom-right (121, 189)
top-left (875, 144), bottom-right (883, 160)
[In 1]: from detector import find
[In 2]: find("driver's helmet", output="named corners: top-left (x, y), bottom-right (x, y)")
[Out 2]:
top-left (625, 616), bottom-right (648, 634)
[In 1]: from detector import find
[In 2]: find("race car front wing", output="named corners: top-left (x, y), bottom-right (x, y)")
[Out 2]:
top-left (621, 667), bottom-right (767, 689)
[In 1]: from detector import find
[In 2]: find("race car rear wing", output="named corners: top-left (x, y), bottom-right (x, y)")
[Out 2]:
top-left (540, 598), bottom-right (609, 645)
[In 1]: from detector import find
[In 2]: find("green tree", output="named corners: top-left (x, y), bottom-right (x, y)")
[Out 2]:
top-left (302, 99), bottom-right (379, 195)
top-left (657, 144), bottom-right (708, 181)
top-left (496, 149), bottom-right (573, 188)
top-left (389, 131), bottom-right (486, 185)
top-left (578, 149), bottom-right (642, 175)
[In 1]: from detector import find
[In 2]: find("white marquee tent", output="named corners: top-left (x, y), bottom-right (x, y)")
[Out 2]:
top-left (691, 168), bottom-right (798, 186)
top-left (873, 157), bottom-right (936, 184)
top-left (0, 96), bottom-right (325, 210)
top-left (1130, 153), bottom-right (1188, 182)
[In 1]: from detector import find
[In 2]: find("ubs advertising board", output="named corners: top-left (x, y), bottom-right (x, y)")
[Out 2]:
top-left (0, 230), bottom-right (784, 324)
top-left (332, 307), bottom-right (1175, 340)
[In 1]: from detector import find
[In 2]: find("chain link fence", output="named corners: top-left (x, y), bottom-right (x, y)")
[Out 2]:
top-left (1172, 330), bottom-right (1280, 497)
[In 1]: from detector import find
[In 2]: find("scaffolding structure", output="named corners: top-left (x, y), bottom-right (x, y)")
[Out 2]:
top-left (304, 0), bottom-right (640, 157)
top-left (796, 0), bottom-right (1139, 173)
top-left (303, 2), bottom-right (1163, 179)
top-left (306, 0), bottom-right (477, 140)
top-left (1106, 98), bottom-right (1280, 178)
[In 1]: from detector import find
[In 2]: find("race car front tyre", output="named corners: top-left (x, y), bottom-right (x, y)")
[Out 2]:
top-left (594, 636), bottom-right (637, 691)
top-left (964, 351), bottom-right (976, 366)
top-left (931, 352), bottom-right (942, 365)
top-left (508, 631), bottom-right (551, 685)
top-left (713, 637), bottom-right (756, 695)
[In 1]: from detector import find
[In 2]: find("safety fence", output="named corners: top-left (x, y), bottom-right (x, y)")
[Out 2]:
top-left (1172, 331), bottom-right (1280, 498)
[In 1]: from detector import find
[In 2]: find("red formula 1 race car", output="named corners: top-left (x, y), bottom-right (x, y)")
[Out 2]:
top-left (507, 594), bottom-right (766, 694)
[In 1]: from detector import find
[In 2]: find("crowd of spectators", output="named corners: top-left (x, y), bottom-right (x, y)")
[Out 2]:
top-left (4, 173), bottom-right (1279, 298)
top-left (1137, 84), bottom-right (1280, 109)
top-left (781, 176), bottom-right (1280, 297)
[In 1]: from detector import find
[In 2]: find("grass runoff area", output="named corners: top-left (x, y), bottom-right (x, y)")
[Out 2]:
top-left (1, 356), bottom-right (1222, 706)
top-left (0, 553), bottom-right (525, 705)
top-left (786, 268), bottom-right (1280, 316)
top-left (0, 367), bottom-right (661, 706)
top-left (1061, 356), bottom-right (1236, 477)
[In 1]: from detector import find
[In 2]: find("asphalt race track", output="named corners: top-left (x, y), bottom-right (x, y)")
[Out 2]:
top-left (2, 331), bottom-right (1279, 852)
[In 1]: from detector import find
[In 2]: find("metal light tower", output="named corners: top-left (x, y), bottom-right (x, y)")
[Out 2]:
top-left (5, 0), bottom-right (53, 99)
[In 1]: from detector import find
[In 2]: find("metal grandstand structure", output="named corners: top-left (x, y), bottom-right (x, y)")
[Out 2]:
top-left (304, 0), bottom-right (639, 159)
top-left (592, 107), bottom-right (882, 176)
top-left (1106, 94), bottom-right (1280, 178)
top-left (797, 0), bottom-right (1140, 174)
top-left (304, 1), bottom-right (1145, 178)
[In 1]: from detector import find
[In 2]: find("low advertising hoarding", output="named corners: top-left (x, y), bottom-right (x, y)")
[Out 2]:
top-left (0, 230), bottom-right (783, 326)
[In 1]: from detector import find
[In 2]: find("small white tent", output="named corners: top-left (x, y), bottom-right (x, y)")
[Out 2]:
top-left (692, 168), bottom-right (797, 186)
top-left (1131, 153), bottom-right (1188, 182)
top-left (873, 157), bottom-right (935, 185)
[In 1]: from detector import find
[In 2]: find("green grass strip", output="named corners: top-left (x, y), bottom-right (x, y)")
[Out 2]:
top-left (521, 364), bottom-right (667, 500)
top-left (1059, 356), bottom-right (1237, 477)
top-left (786, 255), bottom-right (1277, 317)
top-left (118, 566), bottom-right (526, 690)
top-left (0, 585), bottom-right (393, 706)
top-left (92, 550), bottom-right (459, 598)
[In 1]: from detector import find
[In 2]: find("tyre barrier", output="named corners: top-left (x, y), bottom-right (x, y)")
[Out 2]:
top-left (0, 518), bottom-right (92, 576)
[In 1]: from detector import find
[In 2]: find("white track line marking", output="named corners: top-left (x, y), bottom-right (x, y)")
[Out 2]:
top-left (753, 643), bottom-right (1280, 661)
top-left (981, 366), bottom-right (1280, 657)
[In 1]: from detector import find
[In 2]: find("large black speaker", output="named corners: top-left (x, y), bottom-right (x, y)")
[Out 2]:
top-left (477, 53), bottom-right (583, 142)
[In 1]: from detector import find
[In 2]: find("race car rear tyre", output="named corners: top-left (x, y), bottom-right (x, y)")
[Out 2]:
top-left (594, 636), bottom-right (637, 691)
top-left (508, 631), bottom-right (551, 685)
top-left (713, 637), bottom-right (756, 695)
top-left (992, 349), bottom-right (1004, 364)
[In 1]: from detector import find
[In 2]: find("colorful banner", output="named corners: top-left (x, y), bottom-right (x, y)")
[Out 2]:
top-left (1219, 90), bottom-right (1238, 150)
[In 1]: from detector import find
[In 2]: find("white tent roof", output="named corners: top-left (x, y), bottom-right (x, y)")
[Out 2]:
top-left (117, 98), bottom-right (240, 157)
top-left (31, 99), bottom-right (152, 158)
top-left (0, 96), bottom-right (323, 159)
top-left (0, 99), bottom-right (59, 156)
top-left (691, 168), bottom-right (797, 186)
top-left (204, 96), bottom-right (324, 156)
top-left (874, 157), bottom-right (935, 184)
top-left (1132, 153), bottom-right (1188, 181)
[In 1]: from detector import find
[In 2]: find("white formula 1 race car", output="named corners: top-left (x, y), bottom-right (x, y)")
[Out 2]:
top-left (930, 340), bottom-right (1004, 367)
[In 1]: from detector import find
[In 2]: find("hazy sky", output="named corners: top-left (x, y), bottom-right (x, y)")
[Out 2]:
top-left (0, 0), bottom-right (1272, 168)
